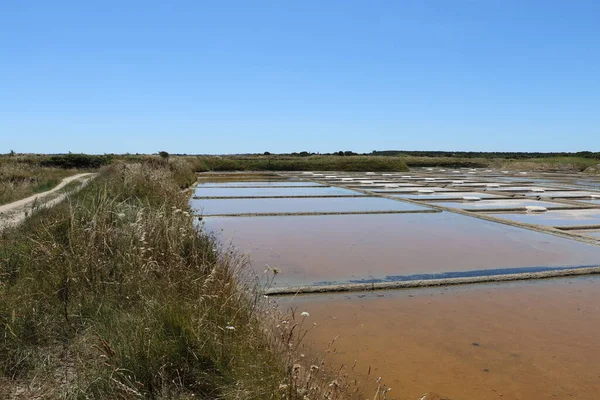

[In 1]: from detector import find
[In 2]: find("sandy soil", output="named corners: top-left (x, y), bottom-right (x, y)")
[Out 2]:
top-left (0, 173), bottom-right (95, 230)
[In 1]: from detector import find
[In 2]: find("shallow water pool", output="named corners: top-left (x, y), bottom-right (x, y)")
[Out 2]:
top-left (191, 196), bottom-right (430, 215)
top-left (390, 191), bottom-right (506, 200)
top-left (193, 186), bottom-right (363, 197)
top-left (277, 276), bottom-right (600, 400)
top-left (196, 181), bottom-right (326, 187)
top-left (488, 209), bottom-right (600, 227)
top-left (434, 199), bottom-right (565, 210)
top-left (201, 212), bottom-right (600, 287)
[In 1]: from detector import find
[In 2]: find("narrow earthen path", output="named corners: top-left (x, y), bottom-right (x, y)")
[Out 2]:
top-left (0, 173), bottom-right (95, 230)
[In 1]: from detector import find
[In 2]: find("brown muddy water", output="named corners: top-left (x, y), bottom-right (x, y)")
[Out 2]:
top-left (196, 170), bottom-right (600, 399)
top-left (201, 212), bottom-right (600, 288)
top-left (277, 276), bottom-right (600, 400)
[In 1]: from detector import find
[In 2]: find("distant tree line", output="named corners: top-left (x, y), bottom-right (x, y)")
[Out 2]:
top-left (251, 150), bottom-right (600, 159)
top-left (370, 150), bottom-right (600, 159)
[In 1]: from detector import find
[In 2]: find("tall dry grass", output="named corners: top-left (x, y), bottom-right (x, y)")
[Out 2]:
top-left (0, 161), bottom-right (374, 399)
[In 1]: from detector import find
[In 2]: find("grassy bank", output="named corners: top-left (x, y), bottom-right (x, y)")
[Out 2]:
top-left (0, 160), bottom-right (363, 399)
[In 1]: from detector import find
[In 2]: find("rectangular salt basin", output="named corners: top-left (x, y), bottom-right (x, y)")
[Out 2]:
top-left (523, 190), bottom-right (597, 198)
top-left (450, 182), bottom-right (506, 187)
top-left (488, 209), bottom-right (600, 227)
top-left (340, 180), bottom-right (392, 184)
top-left (366, 186), bottom-right (457, 193)
top-left (201, 212), bottom-right (600, 288)
top-left (191, 196), bottom-right (430, 215)
top-left (486, 186), bottom-right (557, 192)
top-left (196, 181), bottom-right (326, 187)
top-left (434, 199), bottom-right (565, 210)
top-left (193, 186), bottom-right (363, 197)
top-left (347, 183), bottom-right (420, 188)
top-left (278, 277), bottom-right (600, 400)
top-left (391, 191), bottom-right (505, 200)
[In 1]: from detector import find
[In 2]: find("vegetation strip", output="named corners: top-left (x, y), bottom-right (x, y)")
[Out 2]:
top-left (265, 266), bottom-right (600, 295)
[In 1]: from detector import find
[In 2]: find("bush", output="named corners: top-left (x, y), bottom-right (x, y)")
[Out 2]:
top-left (40, 154), bottom-right (112, 169)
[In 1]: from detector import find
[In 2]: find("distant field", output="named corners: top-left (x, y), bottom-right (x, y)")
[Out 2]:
top-left (0, 154), bottom-right (111, 205)
top-left (179, 154), bottom-right (598, 173)
top-left (497, 156), bottom-right (599, 172)
top-left (182, 154), bottom-right (411, 172)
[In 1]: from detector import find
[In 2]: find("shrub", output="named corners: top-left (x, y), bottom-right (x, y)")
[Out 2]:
top-left (40, 154), bottom-right (112, 169)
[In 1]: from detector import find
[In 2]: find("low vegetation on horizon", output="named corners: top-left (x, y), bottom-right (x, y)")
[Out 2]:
top-left (4, 150), bottom-right (600, 175)
top-left (1, 150), bottom-right (598, 207)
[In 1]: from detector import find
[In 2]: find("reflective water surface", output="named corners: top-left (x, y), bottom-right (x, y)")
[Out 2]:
top-left (201, 213), bottom-right (600, 287)
top-left (194, 186), bottom-right (363, 197)
top-left (196, 181), bottom-right (326, 187)
top-left (434, 199), bottom-right (567, 210)
top-left (391, 192), bottom-right (506, 200)
top-left (522, 190), bottom-right (597, 198)
top-left (191, 196), bottom-right (430, 215)
top-left (489, 209), bottom-right (600, 227)
top-left (278, 276), bottom-right (600, 400)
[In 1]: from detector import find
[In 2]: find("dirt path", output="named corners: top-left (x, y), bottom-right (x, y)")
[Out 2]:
top-left (0, 173), bottom-right (96, 230)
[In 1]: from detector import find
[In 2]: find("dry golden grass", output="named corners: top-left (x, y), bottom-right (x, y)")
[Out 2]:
top-left (1, 160), bottom-right (383, 399)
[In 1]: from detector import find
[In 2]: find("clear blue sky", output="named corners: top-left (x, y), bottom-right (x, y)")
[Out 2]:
top-left (1, 0), bottom-right (599, 154)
